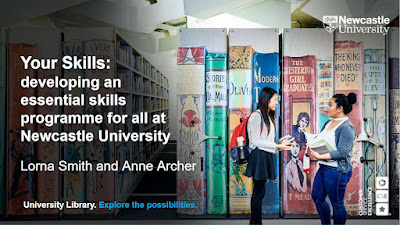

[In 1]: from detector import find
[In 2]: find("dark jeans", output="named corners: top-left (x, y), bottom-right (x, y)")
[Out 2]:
top-left (250, 179), bottom-right (265, 224)
top-left (311, 164), bottom-right (352, 225)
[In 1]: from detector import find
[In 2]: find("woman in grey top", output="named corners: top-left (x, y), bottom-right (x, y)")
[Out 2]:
top-left (245, 87), bottom-right (292, 224)
top-left (310, 93), bottom-right (357, 225)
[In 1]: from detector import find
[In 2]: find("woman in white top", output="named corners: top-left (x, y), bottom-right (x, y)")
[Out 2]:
top-left (310, 93), bottom-right (357, 225)
top-left (244, 87), bottom-right (292, 225)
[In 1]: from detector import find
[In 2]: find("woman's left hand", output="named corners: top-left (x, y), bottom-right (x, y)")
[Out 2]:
top-left (310, 149), bottom-right (320, 160)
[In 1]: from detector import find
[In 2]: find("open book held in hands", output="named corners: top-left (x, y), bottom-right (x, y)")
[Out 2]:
top-left (304, 132), bottom-right (335, 154)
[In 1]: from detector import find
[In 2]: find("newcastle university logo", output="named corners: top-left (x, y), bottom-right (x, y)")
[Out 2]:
top-left (322, 15), bottom-right (390, 35)
top-left (323, 16), bottom-right (338, 33)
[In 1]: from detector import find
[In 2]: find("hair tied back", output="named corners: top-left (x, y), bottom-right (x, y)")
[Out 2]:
top-left (347, 93), bottom-right (357, 105)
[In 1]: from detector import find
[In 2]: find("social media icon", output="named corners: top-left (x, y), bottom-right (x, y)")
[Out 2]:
top-left (376, 203), bottom-right (389, 216)
top-left (376, 177), bottom-right (388, 189)
top-left (376, 190), bottom-right (389, 202)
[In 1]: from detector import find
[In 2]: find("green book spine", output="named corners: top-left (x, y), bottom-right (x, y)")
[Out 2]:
top-left (205, 54), bottom-right (227, 214)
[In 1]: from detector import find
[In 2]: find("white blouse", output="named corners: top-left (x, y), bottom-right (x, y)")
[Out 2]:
top-left (248, 110), bottom-right (277, 154)
top-left (317, 117), bottom-right (349, 167)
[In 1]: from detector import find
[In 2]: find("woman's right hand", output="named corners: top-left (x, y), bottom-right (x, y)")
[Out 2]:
top-left (277, 139), bottom-right (293, 151)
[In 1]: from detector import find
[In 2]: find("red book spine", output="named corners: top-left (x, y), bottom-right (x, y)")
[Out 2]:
top-left (282, 55), bottom-right (317, 215)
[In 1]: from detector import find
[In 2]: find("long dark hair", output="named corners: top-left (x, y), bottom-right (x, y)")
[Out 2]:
top-left (332, 93), bottom-right (357, 115)
top-left (257, 87), bottom-right (277, 135)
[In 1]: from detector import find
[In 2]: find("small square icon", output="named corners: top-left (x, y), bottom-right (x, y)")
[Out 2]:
top-left (376, 177), bottom-right (388, 189)
top-left (376, 203), bottom-right (389, 216)
top-left (376, 190), bottom-right (389, 202)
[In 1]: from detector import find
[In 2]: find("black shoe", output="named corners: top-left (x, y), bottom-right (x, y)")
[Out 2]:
top-left (250, 220), bottom-right (262, 224)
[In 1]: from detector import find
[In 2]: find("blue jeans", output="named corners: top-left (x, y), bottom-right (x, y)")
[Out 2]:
top-left (311, 164), bottom-right (352, 225)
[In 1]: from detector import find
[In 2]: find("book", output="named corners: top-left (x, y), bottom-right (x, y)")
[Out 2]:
top-left (304, 132), bottom-right (335, 154)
